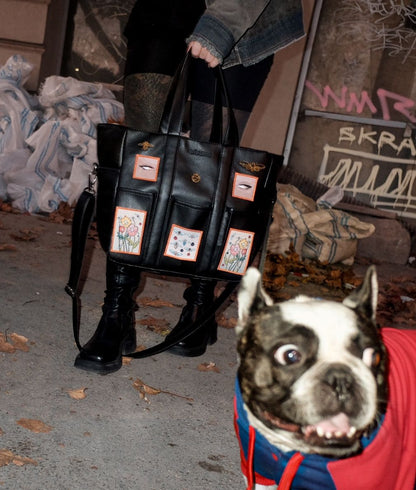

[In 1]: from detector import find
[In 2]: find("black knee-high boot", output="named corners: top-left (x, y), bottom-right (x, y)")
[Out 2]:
top-left (74, 260), bottom-right (140, 374)
top-left (168, 279), bottom-right (217, 357)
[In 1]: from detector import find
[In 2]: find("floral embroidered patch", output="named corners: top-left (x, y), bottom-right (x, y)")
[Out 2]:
top-left (232, 173), bottom-right (258, 201)
top-left (164, 225), bottom-right (203, 262)
top-left (218, 228), bottom-right (254, 275)
top-left (111, 207), bottom-right (146, 255)
top-left (133, 154), bottom-right (160, 181)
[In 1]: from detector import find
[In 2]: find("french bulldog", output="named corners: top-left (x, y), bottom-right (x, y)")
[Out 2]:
top-left (234, 266), bottom-right (416, 489)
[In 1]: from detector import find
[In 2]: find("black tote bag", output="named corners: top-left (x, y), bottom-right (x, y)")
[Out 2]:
top-left (94, 55), bottom-right (282, 282)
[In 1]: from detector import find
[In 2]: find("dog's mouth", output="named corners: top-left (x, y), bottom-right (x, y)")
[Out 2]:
top-left (261, 410), bottom-right (362, 446)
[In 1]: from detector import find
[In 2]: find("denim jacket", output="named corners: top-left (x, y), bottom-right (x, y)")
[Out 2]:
top-left (187, 0), bottom-right (305, 68)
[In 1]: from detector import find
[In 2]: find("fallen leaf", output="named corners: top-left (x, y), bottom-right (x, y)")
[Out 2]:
top-left (9, 333), bottom-right (29, 352)
top-left (0, 200), bottom-right (17, 213)
top-left (16, 419), bottom-right (53, 433)
top-left (0, 244), bottom-right (17, 252)
top-left (198, 362), bottom-right (220, 373)
top-left (67, 388), bottom-right (87, 400)
top-left (132, 378), bottom-right (193, 403)
top-left (47, 202), bottom-right (74, 224)
top-left (0, 449), bottom-right (38, 467)
top-left (132, 378), bottom-right (161, 400)
top-left (10, 229), bottom-right (39, 242)
top-left (138, 297), bottom-right (176, 308)
top-left (138, 316), bottom-right (170, 335)
top-left (217, 314), bottom-right (237, 329)
top-left (0, 333), bottom-right (16, 353)
top-left (122, 357), bottom-right (133, 366)
top-left (0, 427), bottom-right (4, 436)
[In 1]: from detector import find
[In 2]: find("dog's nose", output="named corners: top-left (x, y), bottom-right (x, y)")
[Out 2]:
top-left (324, 364), bottom-right (355, 402)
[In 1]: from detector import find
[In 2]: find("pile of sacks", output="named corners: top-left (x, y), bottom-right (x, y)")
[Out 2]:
top-left (0, 55), bottom-right (124, 213)
top-left (268, 184), bottom-right (376, 265)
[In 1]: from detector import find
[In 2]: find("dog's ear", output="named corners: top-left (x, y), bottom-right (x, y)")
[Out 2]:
top-left (237, 267), bottom-right (273, 336)
top-left (342, 265), bottom-right (378, 323)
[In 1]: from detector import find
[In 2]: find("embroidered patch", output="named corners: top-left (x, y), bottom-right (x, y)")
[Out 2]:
top-left (164, 225), bottom-right (203, 262)
top-left (111, 207), bottom-right (146, 255)
top-left (133, 154), bottom-right (160, 181)
top-left (218, 228), bottom-right (254, 275)
top-left (232, 173), bottom-right (258, 201)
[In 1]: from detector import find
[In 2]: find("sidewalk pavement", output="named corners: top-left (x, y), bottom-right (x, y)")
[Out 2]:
top-left (1, 210), bottom-right (414, 489)
top-left (0, 210), bottom-right (242, 490)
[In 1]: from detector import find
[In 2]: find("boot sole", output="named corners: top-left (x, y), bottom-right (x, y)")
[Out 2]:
top-left (74, 333), bottom-right (136, 375)
top-left (74, 355), bottom-right (122, 375)
top-left (168, 330), bottom-right (217, 357)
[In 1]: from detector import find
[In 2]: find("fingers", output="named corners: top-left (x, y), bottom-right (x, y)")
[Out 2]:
top-left (188, 41), bottom-right (220, 68)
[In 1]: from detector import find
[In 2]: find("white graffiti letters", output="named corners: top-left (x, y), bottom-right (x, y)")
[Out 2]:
top-left (338, 126), bottom-right (416, 156)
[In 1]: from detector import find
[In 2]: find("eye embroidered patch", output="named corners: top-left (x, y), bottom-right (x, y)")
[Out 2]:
top-left (133, 154), bottom-right (160, 181)
top-left (111, 207), bottom-right (146, 255)
top-left (218, 228), bottom-right (254, 275)
top-left (232, 173), bottom-right (258, 201)
top-left (164, 225), bottom-right (203, 262)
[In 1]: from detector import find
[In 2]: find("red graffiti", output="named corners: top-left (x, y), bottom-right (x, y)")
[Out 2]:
top-left (305, 81), bottom-right (416, 123)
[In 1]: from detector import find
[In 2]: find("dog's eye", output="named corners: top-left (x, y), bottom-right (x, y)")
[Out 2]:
top-left (274, 344), bottom-right (302, 365)
top-left (362, 347), bottom-right (381, 367)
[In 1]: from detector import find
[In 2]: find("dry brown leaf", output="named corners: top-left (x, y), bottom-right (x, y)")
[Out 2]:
top-left (198, 362), bottom-right (220, 373)
top-left (0, 200), bottom-right (17, 213)
top-left (0, 333), bottom-right (16, 353)
top-left (0, 244), bottom-right (17, 252)
top-left (47, 202), bottom-right (74, 224)
top-left (67, 387), bottom-right (87, 400)
top-left (217, 314), bottom-right (237, 329)
top-left (16, 419), bottom-right (53, 433)
top-left (122, 357), bottom-right (133, 366)
top-left (0, 427), bottom-right (4, 436)
top-left (10, 229), bottom-right (39, 242)
top-left (134, 344), bottom-right (147, 352)
top-left (0, 449), bottom-right (38, 467)
top-left (132, 378), bottom-right (161, 399)
top-left (138, 316), bottom-right (170, 335)
top-left (9, 333), bottom-right (29, 352)
top-left (132, 378), bottom-right (193, 403)
top-left (138, 297), bottom-right (176, 308)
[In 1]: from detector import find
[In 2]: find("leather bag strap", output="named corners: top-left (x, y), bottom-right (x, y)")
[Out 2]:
top-left (160, 52), bottom-right (239, 146)
top-left (65, 187), bottom-right (96, 351)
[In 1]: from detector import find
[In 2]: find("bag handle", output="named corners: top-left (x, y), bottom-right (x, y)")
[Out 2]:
top-left (159, 52), bottom-right (239, 146)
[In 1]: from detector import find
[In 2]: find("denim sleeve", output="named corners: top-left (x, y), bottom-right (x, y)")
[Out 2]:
top-left (187, 0), bottom-right (271, 63)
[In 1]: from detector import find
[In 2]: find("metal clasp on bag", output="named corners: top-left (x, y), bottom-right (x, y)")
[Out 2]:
top-left (86, 163), bottom-right (98, 195)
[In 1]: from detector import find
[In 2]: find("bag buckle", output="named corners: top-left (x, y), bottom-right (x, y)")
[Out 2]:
top-left (86, 163), bottom-right (98, 194)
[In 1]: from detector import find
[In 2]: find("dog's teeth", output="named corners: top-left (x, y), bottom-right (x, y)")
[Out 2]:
top-left (325, 432), bottom-right (333, 439)
top-left (316, 427), bottom-right (325, 437)
top-left (334, 431), bottom-right (343, 438)
top-left (347, 427), bottom-right (357, 438)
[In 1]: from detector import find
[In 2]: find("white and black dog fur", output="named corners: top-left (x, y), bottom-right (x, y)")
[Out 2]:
top-left (235, 265), bottom-right (392, 488)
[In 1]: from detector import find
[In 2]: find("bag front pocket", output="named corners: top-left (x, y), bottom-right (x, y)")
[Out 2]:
top-left (156, 198), bottom-right (212, 276)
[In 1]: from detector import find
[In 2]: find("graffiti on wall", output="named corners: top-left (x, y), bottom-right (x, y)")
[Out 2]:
top-left (334, 0), bottom-right (416, 62)
top-left (305, 82), bottom-right (416, 123)
top-left (63, 0), bottom-right (135, 84)
top-left (318, 126), bottom-right (416, 218)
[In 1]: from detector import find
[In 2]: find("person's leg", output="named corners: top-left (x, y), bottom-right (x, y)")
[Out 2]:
top-left (169, 56), bottom-right (274, 357)
top-left (74, 260), bottom-right (141, 374)
top-left (124, 73), bottom-right (172, 131)
top-left (167, 279), bottom-right (218, 357)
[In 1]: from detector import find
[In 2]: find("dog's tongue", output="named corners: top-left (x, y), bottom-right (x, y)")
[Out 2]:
top-left (316, 413), bottom-right (350, 433)
top-left (304, 412), bottom-right (354, 438)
